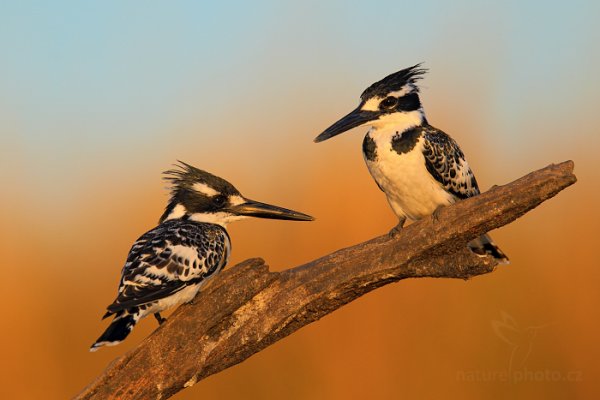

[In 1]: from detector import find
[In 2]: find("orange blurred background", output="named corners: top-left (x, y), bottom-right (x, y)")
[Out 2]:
top-left (1, 2), bottom-right (599, 399)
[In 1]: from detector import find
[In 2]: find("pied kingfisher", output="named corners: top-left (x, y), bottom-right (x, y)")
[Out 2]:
top-left (91, 162), bottom-right (313, 351)
top-left (314, 65), bottom-right (508, 263)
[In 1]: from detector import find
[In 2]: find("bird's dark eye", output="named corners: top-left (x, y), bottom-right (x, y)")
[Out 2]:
top-left (380, 96), bottom-right (398, 109)
top-left (213, 195), bottom-right (227, 207)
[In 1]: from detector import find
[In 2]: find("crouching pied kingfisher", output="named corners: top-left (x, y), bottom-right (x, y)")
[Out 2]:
top-left (314, 64), bottom-right (508, 263)
top-left (91, 162), bottom-right (313, 351)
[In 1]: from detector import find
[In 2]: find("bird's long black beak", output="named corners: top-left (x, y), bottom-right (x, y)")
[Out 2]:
top-left (230, 199), bottom-right (314, 221)
top-left (314, 106), bottom-right (379, 143)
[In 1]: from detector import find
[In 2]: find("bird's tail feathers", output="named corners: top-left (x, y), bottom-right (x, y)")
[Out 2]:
top-left (468, 234), bottom-right (509, 264)
top-left (90, 311), bottom-right (140, 352)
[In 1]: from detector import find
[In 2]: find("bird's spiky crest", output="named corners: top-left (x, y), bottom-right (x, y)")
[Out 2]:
top-left (162, 161), bottom-right (237, 195)
top-left (360, 63), bottom-right (427, 101)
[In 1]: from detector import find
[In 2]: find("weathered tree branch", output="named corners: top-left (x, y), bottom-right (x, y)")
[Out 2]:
top-left (75, 161), bottom-right (576, 400)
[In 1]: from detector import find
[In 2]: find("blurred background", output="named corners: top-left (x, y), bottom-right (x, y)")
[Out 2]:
top-left (1, 1), bottom-right (598, 399)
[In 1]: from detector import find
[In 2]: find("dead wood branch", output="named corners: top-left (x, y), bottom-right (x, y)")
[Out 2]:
top-left (75, 161), bottom-right (576, 400)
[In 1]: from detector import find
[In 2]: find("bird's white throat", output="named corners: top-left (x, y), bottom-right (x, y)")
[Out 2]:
top-left (164, 203), bottom-right (245, 227)
top-left (367, 109), bottom-right (424, 133)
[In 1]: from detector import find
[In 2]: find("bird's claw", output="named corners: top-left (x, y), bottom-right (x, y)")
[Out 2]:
top-left (154, 313), bottom-right (167, 325)
top-left (431, 206), bottom-right (444, 223)
top-left (388, 218), bottom-right (406, 238)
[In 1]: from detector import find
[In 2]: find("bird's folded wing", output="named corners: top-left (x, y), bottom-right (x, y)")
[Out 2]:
top-left (105, 221), bottom-right (229, 314)
top-left (422, 126), bottom-right (480, 199)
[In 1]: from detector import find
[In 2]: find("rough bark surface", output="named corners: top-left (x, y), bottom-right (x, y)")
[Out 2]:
top-left (74, 161), bottom-right (576, 400)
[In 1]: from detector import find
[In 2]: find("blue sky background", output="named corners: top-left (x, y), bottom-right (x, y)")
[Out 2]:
top-left (2, 2), bottom-right (598, 220)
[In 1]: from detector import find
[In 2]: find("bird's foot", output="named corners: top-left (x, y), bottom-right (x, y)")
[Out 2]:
top-left (154, 313), bottom-right (167, 325)
top-left (431, 206), bottom-right (445, 223)
top-left (388, 218), bottom-right (406, 238)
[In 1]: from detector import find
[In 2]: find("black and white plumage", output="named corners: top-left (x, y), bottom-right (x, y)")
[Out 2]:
top-left (315, 65), bottom-right (508, 263)
top-left (91, 162), bottom-right (313, 351)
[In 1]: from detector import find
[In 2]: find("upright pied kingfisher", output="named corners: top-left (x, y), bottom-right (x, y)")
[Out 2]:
top-left (314, 65), bottom-right (508, 263)
top-left (90, 162), bottom-right (313, 351)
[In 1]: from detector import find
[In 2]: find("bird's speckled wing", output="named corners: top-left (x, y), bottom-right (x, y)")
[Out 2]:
top-left (421, 125), bottom-right (480, 199)
top-left (106, 219), bottom-right (229, 314)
